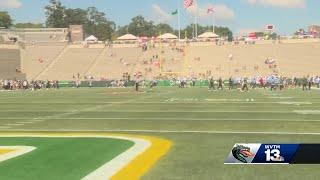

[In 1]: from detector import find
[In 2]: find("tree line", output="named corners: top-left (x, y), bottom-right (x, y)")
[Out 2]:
top-left (0, 0), bottom-right (233, 41)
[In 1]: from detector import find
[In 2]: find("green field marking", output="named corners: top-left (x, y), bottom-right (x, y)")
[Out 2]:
top-left (0, 137), bottom-right (133, 180)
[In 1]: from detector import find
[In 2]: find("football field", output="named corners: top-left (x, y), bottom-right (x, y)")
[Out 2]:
top-left (0, 87), bottom-right (320, 179)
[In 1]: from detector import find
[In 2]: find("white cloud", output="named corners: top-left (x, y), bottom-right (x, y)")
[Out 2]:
top-left (247, 0), bottom-right (306, 8)
top-left (0, 0), bottom-right (22, 9)
top-left (152, 4), bottom-right (172, 23)
top-left (187, 4), bottom-right (235, 21)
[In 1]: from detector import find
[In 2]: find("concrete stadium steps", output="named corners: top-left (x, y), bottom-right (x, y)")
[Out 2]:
top-left (133, 48), bottom-right (159, 79)
top-left (22, 45), bottom-right (66, 80)
top-left (21, 33), bottom-right (67, 43)
top-left (132, 47), bottom-right (185, 79)
top-left (90, 47), bottom-right (142, 79)
top-left (159, 46), bottom-right (185, 74)
top-left (186, 43), bottom-right (320, 77)
top-left (3, 41), bottom-right (320, 80)
top-left (0, 48), bottom-right (25, 79)
top-left (41, 48), bottom-right (104, 80)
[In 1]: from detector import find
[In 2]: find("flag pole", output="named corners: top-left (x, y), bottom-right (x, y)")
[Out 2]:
top-left (195, 0), bottom-right (198, 39)
top-left (178, 2), bottom-right (181, 40)
top-left (212, 1), bottom-right (215, 33)
top-left (212, 10), bottom-right (215, 33)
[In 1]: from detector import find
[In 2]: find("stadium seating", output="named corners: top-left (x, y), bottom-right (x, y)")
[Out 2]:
top-left (22, 44), bottom-right (66, 79)
top-left (22, 32), bottom-right (67, 42)
top-left (89, 47), bottom-right (142, 79)
top-left (0, 48), bottom-right (25, 79)
top-left (2, 39), bottom-right (320, 80)
top-left (187, 43), bottom-right (320, 78)
top-left (39, 48), bottom-right (104, 80)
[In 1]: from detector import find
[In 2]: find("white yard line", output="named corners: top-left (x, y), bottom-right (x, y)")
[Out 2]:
top-left (6, 129), bottom-right (320, 136)
top-left (4, 124), bottom-right (24, 126)
top-left (1, 117), bottom-right (320, 122)
top-left (0, 146), bottom-right (36, 163)
top-left (0, 110), bottom-right (305, 113)
top-left (1, 101), bottom-right (320, 104)
top-left (17, 121), bottom-right (36, 124)
top-left (294, 110), bottom-right (320, 114)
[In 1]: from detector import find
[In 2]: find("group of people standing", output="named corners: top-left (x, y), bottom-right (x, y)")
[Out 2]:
top-left (0, 79), bottom-right (59, 90)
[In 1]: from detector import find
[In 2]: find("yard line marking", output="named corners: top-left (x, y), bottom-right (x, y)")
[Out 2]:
top-left (22, 89), bottom-right (173, 122)
top-left (0, 146), bottom-right (36, 163)
top-left (28, 119), bottom-right (45, 122)
top-left (294, 110), bottom-right (320, 114)
top-left (0, 110), bottom-right (305, 113)
top-left (4, 124), bottom-right (24, 126)
top-left (1, 117), bottom-right (320, 122)
top-left (6, 130), bottom-right (320, 136)
top-left (1, 102), bottom-right (320, 105)
top-left (17, 121), bottom-right (36, 124)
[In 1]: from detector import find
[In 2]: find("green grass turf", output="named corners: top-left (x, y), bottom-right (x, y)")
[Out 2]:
top-left (0, 137), bottom-right (133, 180)
top-left (0, 87), bottom-right (320, 179)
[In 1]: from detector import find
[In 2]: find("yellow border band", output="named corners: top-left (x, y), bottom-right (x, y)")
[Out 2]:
top-left (110, 134), bottom-right (172, 180)
top-left (0, 132), bottom-right (172, 180)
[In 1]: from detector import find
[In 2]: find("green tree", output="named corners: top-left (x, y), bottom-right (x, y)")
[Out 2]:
top-left (214, 26), bottom-right (233, 39)
top-left (84, 7), bottom-right (115, 41)
top-left (15, 23), bottom-right (43, 28)
top-left (156, 23), bottom-right (173, 34)
top-left (128, 16), bottom-right (156, 36)
top-left (64, 8), bottom-right (87, 26)
top-left (116, 25), bottom-right (129, 37)
top-left (0, 11), bottom-right (13, 28)
top-left (45, 0), bottom-right (66, 28)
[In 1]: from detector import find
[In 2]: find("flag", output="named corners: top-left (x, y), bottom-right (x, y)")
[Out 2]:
top-left (184, 0), bottom-right (193, 9)
top-left (207, 7), bottom-right (214, 14)
top-left (171, 9), bottom-right (178, 15)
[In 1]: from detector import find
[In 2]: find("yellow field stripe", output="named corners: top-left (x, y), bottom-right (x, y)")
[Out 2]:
top-left (110, 135), bottom-right (172, 180)
top-left (0, 132), bottom-right (172, 180)
top-left (0, 149), bottom-right (15, 155)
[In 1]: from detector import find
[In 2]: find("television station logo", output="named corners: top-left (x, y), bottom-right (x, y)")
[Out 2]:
top-left (224, 144), bottom-right (294, 164)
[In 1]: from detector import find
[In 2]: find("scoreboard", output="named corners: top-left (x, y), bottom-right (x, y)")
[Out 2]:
top-left (225, 144), bottom-right (320, 164)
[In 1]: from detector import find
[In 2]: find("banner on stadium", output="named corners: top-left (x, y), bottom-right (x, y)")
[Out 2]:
top-left (225, 144), bottom-right (320, 164)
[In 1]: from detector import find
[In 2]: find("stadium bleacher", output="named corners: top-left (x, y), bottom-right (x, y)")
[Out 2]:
top-left (0, 48), bottom-right (25, 79)
top-left (39, 47), bottom-right (104, 80)
top-left (1, 28), bottom-right (320, 81)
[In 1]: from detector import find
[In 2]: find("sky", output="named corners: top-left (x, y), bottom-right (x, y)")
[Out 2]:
top-left (0, 0), bottom-right (318, 35)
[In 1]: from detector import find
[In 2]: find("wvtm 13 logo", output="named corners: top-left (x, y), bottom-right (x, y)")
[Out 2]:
top-left (224, 144), bottom-right (291, 164)
top-left (264, 145), bottom-right (285, 162)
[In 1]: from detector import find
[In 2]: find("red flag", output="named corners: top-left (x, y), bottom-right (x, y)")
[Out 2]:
top-left (184, 0), bottom-right (194, 9)
top-left (207, 7), bottom-right (214, 14)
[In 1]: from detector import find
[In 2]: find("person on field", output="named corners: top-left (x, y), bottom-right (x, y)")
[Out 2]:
top-left (217, 78), bottom-right (223, 90)
top-left (150, 79), bottom-right (157, 89)
top-left (241, 78), bottom-right (249, 92)
top-left (302, 76), bottom-right (308, 91)
top-left (208, 77), bottom-right (215, 91)
top-left (279, 77), bottom-right (284, 91)
top-left (228, 77), bottom-right (233, 90)
top-left (308, 77), bottom-right (312, 90)
top-left (135, 77), bottom-right (140, 92)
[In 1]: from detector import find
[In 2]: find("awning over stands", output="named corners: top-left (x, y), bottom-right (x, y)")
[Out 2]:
top-left (117, 34), bottom-right (138, 41)
top-left (198, 32), bottom-right (219, 39)
top-left (85, 35), bottom-right (98, 42)
top-left (157, 33), bottom-right (178, 40)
